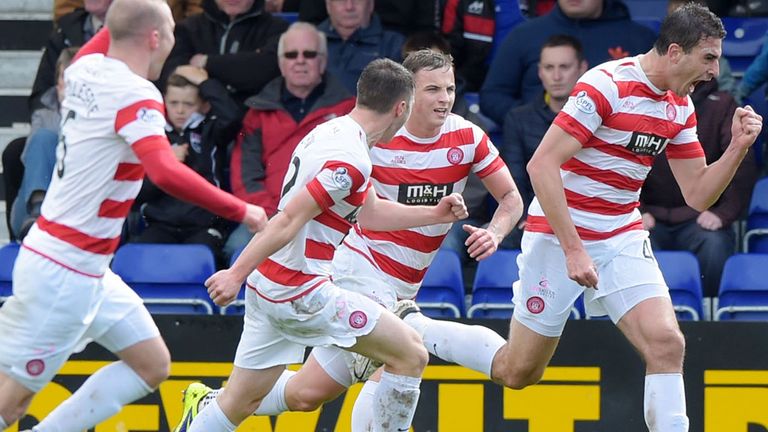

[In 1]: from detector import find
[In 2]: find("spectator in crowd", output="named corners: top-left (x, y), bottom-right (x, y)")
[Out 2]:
top-left (33, 0), bottom-right (111, 112)
top-left (520, 0), bottom-right (556, 17)
top-left (298, 0), bottom-right (437, 36)
top-left (161, 0), bottom-right (289, 105)
top-left (317, 0), bottom-right (406, 93)
top-left (54, 0), bottom-right (203, 22)
top-left (10, 48), bottom-right (79, 241)
top-left (502, 35), bottom-right (587, 246)
top-left (224, 22), bottom-right (355, 257)
top-left (132, 66), bottom-right (242, 263)
top-left (441, 0), bottom-right (525, 91)
top-left (480, 0), bottom-right (656, 124)
top-left (640, 78), bottom-right (758, 298)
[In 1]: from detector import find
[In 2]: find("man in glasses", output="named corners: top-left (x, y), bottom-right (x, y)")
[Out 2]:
top-left (223, 21), bottom-right (356, 258)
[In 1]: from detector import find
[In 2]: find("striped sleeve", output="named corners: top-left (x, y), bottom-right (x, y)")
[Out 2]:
top-left (471, 127), bottom-right (505, 178)
top-left (667, 105), bottom-right (705, 159)
top-left (115, 98), bottom-right (167, 147)
top-left (554, 70), bottom-right (617, 145)
top-left (307, 160), bottom-right (367, 211)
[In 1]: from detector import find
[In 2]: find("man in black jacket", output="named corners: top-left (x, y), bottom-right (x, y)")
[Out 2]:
top-left (161, 0), bottom-right (289, 105)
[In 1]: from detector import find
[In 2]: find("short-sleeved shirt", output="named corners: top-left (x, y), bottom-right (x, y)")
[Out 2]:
top-left (249, 115), bottom-right (372, 302)
top-left (24, 54), bottom-right (168, 277)
top-left (526, 56), bottom-right (705, 241)
top-left (342, 114), bottom-right (506, 299)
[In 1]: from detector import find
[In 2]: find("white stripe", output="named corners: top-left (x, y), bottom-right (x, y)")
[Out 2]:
top-left (561, 170), bottom-right (641, 204)
top-left (573, 148), bottom-right (650, 181)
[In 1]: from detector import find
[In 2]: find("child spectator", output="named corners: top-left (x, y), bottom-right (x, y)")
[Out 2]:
top-left (132, 66), bottom-right (241, 264)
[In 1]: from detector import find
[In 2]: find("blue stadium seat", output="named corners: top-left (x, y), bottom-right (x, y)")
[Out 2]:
top-left (467, 249), bottom-right (520, 318)
top-left (744, 85), bottom-right (767, 169)
top-left (220, 247), bottom-right (247, 315)
top-left (112, 243), bottom-right (216, 315)
top-left (623, 0), bottom-right (667, 19)
top-left (634, 17), bottom-right (662, 34)
top-left (722, 17), bottom-right (768, 74)
top-left (275, 12), bottom-right (298, 23)
top-left (743, 177), bottom-right (768, 253)
top-left (655, 251), bottom-right (704, 321)
top-left (0, 243), bottom-right (20, 302)
top-left (416, 249), bottom-right (465, 318)
top-left (715, 254), bottom-right (768, 320)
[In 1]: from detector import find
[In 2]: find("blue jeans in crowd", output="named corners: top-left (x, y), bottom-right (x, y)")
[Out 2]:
top-left (10, 129), bottom-right (58, 238)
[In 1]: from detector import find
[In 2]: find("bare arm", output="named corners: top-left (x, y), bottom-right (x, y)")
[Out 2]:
top-left (205, 187), bottom-right (322, 305)
top-left (527, 124), bottom-right (598, 288)
top-left (669, 106), bottom-right (763, 211)
top-left (464, 166), bottom-right (524, 260)
top-left (356, 188), bottom-right (468, 231)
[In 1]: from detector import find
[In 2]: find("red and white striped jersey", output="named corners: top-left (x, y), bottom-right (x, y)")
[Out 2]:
top-left (250, 115), bottom-right (372, 302)
top-left (342, 114), bottom-right (505, 299)
top-left (23, 54), bottom-right (167, 277)
top-left (526, 56), bottom-right (705, 241)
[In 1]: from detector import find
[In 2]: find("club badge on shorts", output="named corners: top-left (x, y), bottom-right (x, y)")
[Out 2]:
top-left (526, 296), bottom-right (545, 314)
top-left (349, 310), bottom-right (368, 329)
top-left (26, 359), bottom-right (45, 376)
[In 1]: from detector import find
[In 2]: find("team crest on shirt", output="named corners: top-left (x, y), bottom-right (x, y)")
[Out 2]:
top-left (446, 147), bottom-right (464, 165)
top-left (665, 103), bottom-right (677, 121)
top-left (190, 132), bottom-right (202, 153)
top-left (26, 359), bottom-right (45, 376)
top-left (574, 91), bottom-right (596, 114)
top-left (349, 310), bottom-right (368, 329)
top-left (332, 167), bottom-right (353, 190)
top-left (137, 107), bottom-right (165, 127)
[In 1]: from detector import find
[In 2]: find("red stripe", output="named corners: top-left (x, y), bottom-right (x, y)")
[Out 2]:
top-left (380, 128), bottom-right (474, 152)
top-left (370, 248), bottom-right (426, 285)
top-left (114, 163), bottom-right (144, 181)
top-left (361, 228), bottom-right (445, 254)
top-left (36, 217), bottom-right (121, 255)
top-left (114, 99), bottom-right (165, 132)
top-left (476, 157), bottom-right (506, 178)
top-left (554, 113), bottom-right (594, 145)
top-left (614, 80), bottom-right (664, 100)
top-left (666, 142), bottom-right (705, 159)
top-left (313, 211), bottom-right (352, 234)
top-left (22, 244), bottom-right (102, 278)
top-left (257, 258), bottom-right (321, 286)
top-left (305, 239), bottom-right (336, 261)
top-left (564, 189), bottom-right (639, 216)
top-left (584, 137), bottom-right (654, 167)
top-left (372, 164), bottom-right (469, 186)
top-left (97, 199), bottom-right (135, 218)
top-left (343, 186), bottom-right (368, 206)
top-left (561, 158), bottom-right (643, 191)
top-left (247, 279), bottom-right (326, 303)
top-left (472, 134), bottom-right (490, 164)
top-left (684, 112), bottom-right (697, 128)
top-left (572, 82), bottom-right (612, 119)
top-left (464, 15), bottom-right (494, 37)
top-left (525, 215), bottom-right (644, 241)
top-left (307, 178), bottom-right (335, 210)
top-left (130, 135), bottom-right (168, 157)
top-left (321, 161), bottom-right (366, 192)
top-left (441, 0), bottom-right (460, 34)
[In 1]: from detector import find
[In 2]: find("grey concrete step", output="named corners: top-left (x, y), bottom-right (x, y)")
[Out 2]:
top-left (0, 51), bottom-right (42, 94)
top-left (0, 0), bottom-right (54, 20)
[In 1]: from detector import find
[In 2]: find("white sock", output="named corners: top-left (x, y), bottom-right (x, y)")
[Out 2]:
top-left (199, 388), bottom-right (221, 412)
top-left (33, 361), bottom-right (152, 431)
top-left (405, 312), bottom-right (505, 377)
top-left (351, 380), bottom-right (378, 432)
top-left (373, 371), bottom-right (420, 432)
top-left (254, 369), bottom-right (295, 415)
top-left (644, 373), bottom-right (689, 432)
top-left (189, 399), bottom-right (236, 432)
top-left (0, 415), bottom-right (7, 429)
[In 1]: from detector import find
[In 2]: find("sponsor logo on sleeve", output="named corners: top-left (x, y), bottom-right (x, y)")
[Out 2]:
top-left (332, 167), bottom-right (353, 190)
top-left (137, 107), bottom-right (166, 127)
top-left (574, 91), bottom-right (596, 114)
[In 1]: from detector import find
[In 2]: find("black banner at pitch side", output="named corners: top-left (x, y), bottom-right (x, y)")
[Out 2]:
top-left (11, 317), bottom-right (768, 431)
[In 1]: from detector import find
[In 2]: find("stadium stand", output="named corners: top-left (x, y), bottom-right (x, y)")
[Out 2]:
top-left (743, 177), bottom-right (768, 253)
top-left (467, 249), bottom-right (519, 318)
top-left (111, 243), bottom-right (217, 315)
top-left (417, 248), bottom-right (466, 318)
top-left (716, 254), bottom-right (768, 320)
top-left (722, 17), bottom-right (768, 75)
top-left (655, 251), bottom-right (705, 321)
top-left (0, 242), bottom-right (19, 302)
